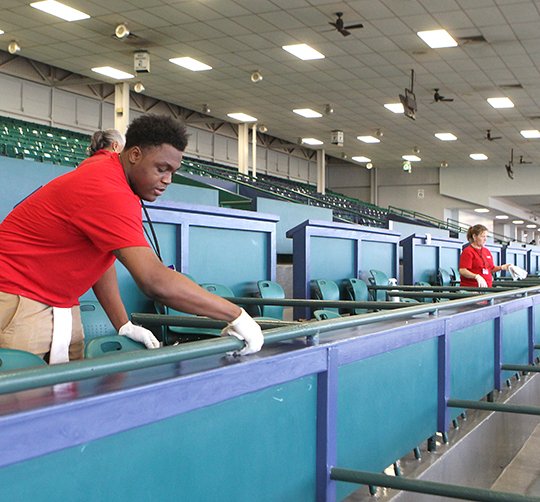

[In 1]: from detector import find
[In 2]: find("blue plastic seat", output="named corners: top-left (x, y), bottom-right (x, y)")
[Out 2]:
top-left (369, 269), bottom-right (389, 301)
top-left (256, 280), bottom-right (285, 320)
top-left (310, 279), bottom-right (340, 314)
top-left (0, 348), bottom-right (46, 370)
top-left (313, 309), bottom-right (341, 321)
top-left (84, 335), bottom-right (146, 359)
top-left (200, 283), bottom-right (235, 297)
top-left (80, 300), bottom-right (116, 342)
top-left (437, 268), bottom-right (452, 287)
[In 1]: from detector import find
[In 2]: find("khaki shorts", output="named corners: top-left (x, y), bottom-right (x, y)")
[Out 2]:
top-left (0, 292), bottom-right (84, 361)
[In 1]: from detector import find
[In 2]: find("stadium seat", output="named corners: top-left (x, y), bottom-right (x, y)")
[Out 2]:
top-left (84, 335), bottom-right (146, 359)
top-left (79, 300), bottom-right (116, 341)
top-left (313, 309), bottom-right (341, 321)
top-left (256, 280), bottom-right (285, 320)
top-left (369, 269), bottom-right (390, 301)
top-left (310, 279), bottom-right (340, 314)
top-left (0, 348), bottom-right (46, 370)
top-left (342, 278), bottom-right (369, 314)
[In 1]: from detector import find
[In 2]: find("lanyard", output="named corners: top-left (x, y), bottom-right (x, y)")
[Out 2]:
top-left (472, 246), bottom-right (488, 269)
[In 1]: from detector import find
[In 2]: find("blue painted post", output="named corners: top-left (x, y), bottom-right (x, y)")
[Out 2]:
top-left (528, 305), bottom-right (535, 365)
top-left (316, 347), bottom-right (339, 502)
top-left (494, 315), bottom-right (502, 391)
top-left (437, 321), bottom-right (450, 433)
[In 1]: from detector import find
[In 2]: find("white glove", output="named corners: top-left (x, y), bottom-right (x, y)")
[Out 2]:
top-left (221, 308), bottom-right (264, 356)
top-left (119, 321), bottom-right (160, 349)
top-left (475, 274), bottom-right (488, 288)
top-left (508, 265), bottom-right (527, 280)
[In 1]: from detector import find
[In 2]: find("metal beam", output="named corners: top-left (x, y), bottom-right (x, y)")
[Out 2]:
top-left (448, 399), bottom-right (540, 416)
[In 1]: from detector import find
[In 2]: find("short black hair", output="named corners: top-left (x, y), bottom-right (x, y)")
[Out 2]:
top-left (124, 114), bottom-right (188, 152)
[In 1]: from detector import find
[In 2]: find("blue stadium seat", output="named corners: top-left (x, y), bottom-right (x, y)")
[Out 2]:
top-left (256, 280), bottom-right (285, 320)
top-left (0, 348), bottom-right (46, 370)
top-left (84, 335), bottom-right (146, 359)
top-left (310, 279), bottom-right (340, 314)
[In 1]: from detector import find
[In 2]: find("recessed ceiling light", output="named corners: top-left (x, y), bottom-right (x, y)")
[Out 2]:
top-left (474, 208), bottom-right (490, 213)
top-left (487, 97), bottom-right (514, 109)
top-left (520, 129), bottom-right (540, 139)
top-left (91, 66), bottom-right (133, 80)
top-left (282, 44), bottom-right (324, 60)
top-left (435, 132), bottom-right (457, 141)
top-left (352, 156), bottom-right (371, 163)
top-left (169, 57), bottom-right (212, 71)
top-left (512, 220), bottom-right (524, 224)
top-left (227, 112), bottom-right (257, 122)
top-left (526, 224), bottom-right (537, 228)
top-left (384, 103), bottom-right (404, 113)
top-left (357, 136), bottom-right (380, 144)
top-left (0, 29), bottom-right (4, 35)
top-left (293, 108), bottom-right (322, 118)
top-left (301, 137), bottom-right (323, 146)
top-left (417, 29), bottom-right (458, 49)
top-left (402, 155), bottom-right (421, 162)
top-left (470, 153), bottom-right (488, 160)
top-left (495, 215), bottom-right (509, 220)
top-left (30, 0), bottom-right (89, 21)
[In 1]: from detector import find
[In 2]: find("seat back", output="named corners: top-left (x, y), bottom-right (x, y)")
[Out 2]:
top-left (437, 268), bottom-right (452, 286)
top-left (313, 309), bottom-right (341, 321)
top-left (369, 269), bottom-right (389, 301)
top-left (256, 280), bottom-right (285, 320)
top-left (80, 300), bottom-right (116, 341)
top-left (200, 283), bottom-right (235, 298)
top-left (414, 281), bottom-right (433, 303)
top-left (343, 278), bottom-right (369, 314)
top-left (84, 335), bottom-right (146, 359)
top-left (451, 267), bottom-right (461, 285)
top-left (0, 348), bottom-right (46, 370)
top-left (310, 279), bottom-right (340, 314)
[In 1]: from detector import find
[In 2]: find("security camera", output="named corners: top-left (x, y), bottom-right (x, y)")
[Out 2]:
top-left (325, 104), bottom-right (334, 115)
top-left (258, 124), bottom-right (268, 133)
top-left (250, 71), bottom-right (263, 83)
top-left (440, 160), bottom-right (448, 168)
top-left (201, 104), bottom-right (211, 114)
top-left (375, 129), bottom-right (383, 138)
top-left (8, 41), bottom-right (20, 55)
top-left (413, 145), bottom-right (420, 154)
top-left (133, 82), bottom-right (145, 93)
top-left (366, 162), bottom-right (373, 169)
top-left (115, 23), bottom-right (130, 39)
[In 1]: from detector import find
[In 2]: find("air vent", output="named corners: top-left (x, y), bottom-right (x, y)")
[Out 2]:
top-left (499, 83), bottom-right (523, 89)
top-left (527, 116), bottom-right (540, 120)
top-left (458, 35), bottom-right (487, 43)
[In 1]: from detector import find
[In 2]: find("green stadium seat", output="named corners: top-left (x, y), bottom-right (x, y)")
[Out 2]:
top-left (313, 309), bottom-right (341, 321)
top-left (310, 279), bottom-right (340, 314)
top-left (84, 335), bottom-right (146, 359)
top-left (0, 348), bottom-right (46, 370)
top-left (342, 278), bottom-right (369, 314)
top-left (256, 280), bottom-right (285, 320)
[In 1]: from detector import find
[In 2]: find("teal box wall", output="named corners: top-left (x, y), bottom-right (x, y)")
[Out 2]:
top-left (311, 236), bottom-right (355, 281)
top-left (336, 339), bottom-right (438, 500)
top-left (0, 376), bottom-right (317, 502)
top-left (360, 240), bottom-right (396, 278)
top-left (502, 309), bottom-right (530, 378)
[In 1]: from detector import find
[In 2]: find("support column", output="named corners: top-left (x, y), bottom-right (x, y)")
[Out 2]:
top-left (370, 168), bottom-right (378, 206)
top-left (251, 123), bottom-right (257, 178)
top-left (114, 82), bottom-right (130, 134)
top-left (317, 149), bottom-right (325, 194)
top-left (237, 123), bottom-right (249, 174)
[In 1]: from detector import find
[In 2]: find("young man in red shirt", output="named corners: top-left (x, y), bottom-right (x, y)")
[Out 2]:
top-left (0, 114), bottom-right (263, 363)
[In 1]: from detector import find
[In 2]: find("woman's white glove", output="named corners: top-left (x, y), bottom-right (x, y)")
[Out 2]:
top-left (475, 274), bottom-right (488, 288)
top-left (119, 321), bottom-right (160, 349)
top-left (221, 308), bottom-right (264, 356)
top-left (508, 265), bottom-right (527, 280)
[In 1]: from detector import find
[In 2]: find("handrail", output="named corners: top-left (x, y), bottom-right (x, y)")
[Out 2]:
top-left (0, 284), bottom-right (539, 395)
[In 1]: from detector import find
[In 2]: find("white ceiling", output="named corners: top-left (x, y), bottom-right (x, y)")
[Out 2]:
top-left (1, 0), bottom-right (540, 219)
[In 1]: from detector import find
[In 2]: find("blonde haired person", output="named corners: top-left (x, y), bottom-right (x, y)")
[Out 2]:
top-left (459, 224), bottom-right (510, 288)
top-left (87, 128), bottom-right (125, 156)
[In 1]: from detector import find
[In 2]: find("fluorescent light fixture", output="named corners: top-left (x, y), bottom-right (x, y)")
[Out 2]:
top-left (352, 156), bottom-right (371, 163)
top-left (470, 153), bottom-right (488, 160)
top-left (526, 224), bottom-right (537, 228)
top-left (384, 103), bottom-right (404, 113)
top-left (169, 57), bottom-right (212, 71)
top-left (512, 220), bottom-right (524, 224)
top-left (417, 29), bottom-right (458, 49)
top-left (301, 137), bottom-right (323, 146)
top-left (495, 215), bottom-right (509, 220)
top-left (357, 136), bottom-right (380, 144)
top-left (474, 208), bottom-right (490, 213)
top-left (487, 97), bottom-right (514, 109)
top-left (293, 108), bottom-right (322, 118)
top-left (282, 43), bottom-right (324, 60)
top-left (520, 129), bottom-right (540, 139)
top-left (402, 155), bottom-right (421, 162)
top-left (0, 29), bottom-right (4, 35)
top-left (91, 66), bottom-right (133, 80)
top-left (227, 112), bottom-right (257, 122)
top-left (30, 1), bottom-right (90, 21)
top-left (435, 132), bottom-right (457, 141)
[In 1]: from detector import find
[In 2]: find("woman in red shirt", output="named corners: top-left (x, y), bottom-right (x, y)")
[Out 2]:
top-left (459, 224), bottom-right (510, 287)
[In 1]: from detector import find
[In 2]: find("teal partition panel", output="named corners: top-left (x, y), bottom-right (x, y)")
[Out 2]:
top-left (336, 339), bottom-right (438, 500)
top-left (535, 304), bottom-right (540, 358)
top-left (414, 245), bottom-right (437, 283)
top-left (450, 321), bottom-right (494, 419)
top-left (189, 226), bottom-right (268, 295)
top-left (0, 376), bottom-right (317, 502)
top-left (359, 240), bottom-right (395, 278)
top-left (502, 310), bottom-right (529, 379)
top-left (311, 236), bottom-right (355, 281)
top-left (440, 247), bottom-right (459, 271)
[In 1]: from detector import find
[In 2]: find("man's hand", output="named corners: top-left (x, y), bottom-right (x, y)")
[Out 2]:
top-left (119, 321), bottom-right (160, 349)
top-left (221, 309), bottom-right (264, 355)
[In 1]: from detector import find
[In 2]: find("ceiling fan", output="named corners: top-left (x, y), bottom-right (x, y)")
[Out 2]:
top-left (505, 148), bottom-right (514, 180)
top-left (433, 89), bottom-right (454, 102)
top-left (328, 12), bottom-right (364, 37)
top-left (485, 129), bottom-right (502, 141)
